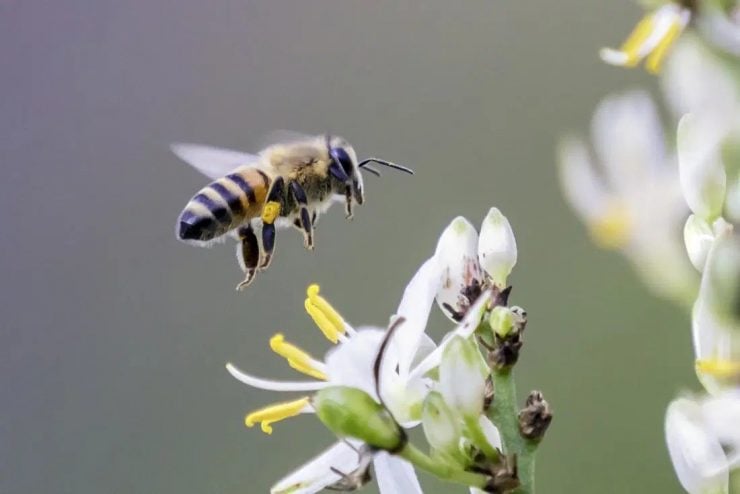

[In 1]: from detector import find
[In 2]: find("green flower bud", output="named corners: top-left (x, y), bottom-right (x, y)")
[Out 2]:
top-left (313, 386), bottom-right (405, 452)
top-left (704, 234), bottom-right (740, 328)
top-left (440, 336), bottom-right (489, 419)
top-left (489, 306), bottom-right (515, 338)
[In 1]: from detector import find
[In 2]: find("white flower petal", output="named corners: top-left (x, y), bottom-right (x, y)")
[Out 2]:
top-left (478, 415), bottom-right (503, 451)
top-left (591, 91), bottom-right (665, 193)
top-left (684, 214), bottom-right (716, 272)
top-left (395, 256), bottom-right (442, 377)
top-left (665, 398), bottom-right (729, 494)
top-left (325, 328), bottom-right (386, 399)
top-left (435, 217), bottom-right (485, 323)
top-left (373, 453), bottom-right (423, 494)
top-left (478, 208), bottom-right (517, 286)
top-left (439, 336), bottom-right (488, 418)
top-left (271, 441), bottom-right (361, 494)
top-left (677, 114), bottom-right (727, 220)
top-left (225, 363), bottom-right (329, 392)
top-left (663, 37), bottom-right (739, 128)
top-left (701, 391), bottom-right (740, 448)
top-left (557, 136), bottom-right (610, 223)
top-left (408, 290), bottom-right (492, 381)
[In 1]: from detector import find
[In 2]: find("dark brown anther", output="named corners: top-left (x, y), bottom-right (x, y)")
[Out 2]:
top-left (483, 376), bottom-right (495, 411)
top-left (484, 454), bottom-right (520, 493)
top-left (491, 285), bottom-right (512, 308)
top-left (518, 390), bottom-right (553, 442)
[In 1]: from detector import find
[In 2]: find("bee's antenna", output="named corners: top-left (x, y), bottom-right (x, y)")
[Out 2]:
top-left (358, 158), bottom-right (414, 175)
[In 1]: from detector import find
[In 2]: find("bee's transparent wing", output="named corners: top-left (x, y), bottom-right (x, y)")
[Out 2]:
top-left (171, 143), bottom-right (260, 180)
top-left (257, 130), bottom-right (316, 149)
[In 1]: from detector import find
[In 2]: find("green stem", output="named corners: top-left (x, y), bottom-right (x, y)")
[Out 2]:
top-left (398, 443), bottom-right (489, 489)
top-left (490, 368), bottom-right (538, 494)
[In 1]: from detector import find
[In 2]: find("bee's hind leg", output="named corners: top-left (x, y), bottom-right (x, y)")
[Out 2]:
top-left (288, 181), bottom-right (314, 250)
top-left (235, 224), bottom-right (260, 291)
top-left (259, 176), bottom-right (284, 270)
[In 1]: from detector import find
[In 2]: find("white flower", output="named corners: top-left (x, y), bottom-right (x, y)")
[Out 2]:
top-left (600, 3), bottom-right (691, 74)
top-left (435, 210), bottom-right (517, 322)
top-left (665, 397), bottom-right (730, 494)
top-left (684, 215), bottom-right (718, 272)
top-left (558, 90), bottom-right (697, 304)
top-left (226, 259), bottom-right (493, 493)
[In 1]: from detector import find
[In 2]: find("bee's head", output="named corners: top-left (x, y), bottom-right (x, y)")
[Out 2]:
top-left (327, 135), bottom-right (365, 205)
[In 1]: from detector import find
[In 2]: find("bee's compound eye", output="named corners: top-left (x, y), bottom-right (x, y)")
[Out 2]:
top-left (332, 147), bottom-right (354, 175)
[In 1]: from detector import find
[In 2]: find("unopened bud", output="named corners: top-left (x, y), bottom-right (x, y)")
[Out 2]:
top-left (314, 386), bottom-right (405, 452)
top-left (684, 214), bottom-right (716, 272)
top-left (489, 306), bottom-right (515, 338)
top-left (478, 208), bottom-right (518, 288)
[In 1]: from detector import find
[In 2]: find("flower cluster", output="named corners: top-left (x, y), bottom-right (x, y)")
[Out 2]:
top-left (561, 6), bottom-right (740, 491)
top-left (226, 208), bottom-right (552, 493)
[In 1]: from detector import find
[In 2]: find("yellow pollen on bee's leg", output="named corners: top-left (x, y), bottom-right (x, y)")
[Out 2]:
top-left (269, 333), bottom-right (328, 380)
top-left (588, 203), bottom-right (632, 250)
top-left (262, 201), bottom-right (281, 224)
top-left (696, 359), bottom-right (740, 379)
top-left (304, 284), bottom-right (347, 343)
top-left (619, 12), bottom-right (657, 67)
top-left (645, 20), bottom-right (683, 74)
top-left (245, 397), bottom-right (311, 434)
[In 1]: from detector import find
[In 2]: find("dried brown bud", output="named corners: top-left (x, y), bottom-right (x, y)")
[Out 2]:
top-left (518, 390), bottom-right (553, 442)
top-left (483, 454), bottom-right (520, 493)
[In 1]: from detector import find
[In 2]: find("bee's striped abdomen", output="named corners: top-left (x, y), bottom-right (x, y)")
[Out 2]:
top-left (177, 167), bottom-right (270, 243)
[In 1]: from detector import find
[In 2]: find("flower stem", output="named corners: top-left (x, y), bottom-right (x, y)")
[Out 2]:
top-left (398, 443), bottom-right (489, 489)
top-left (490, 368), bottom-right (538, 494)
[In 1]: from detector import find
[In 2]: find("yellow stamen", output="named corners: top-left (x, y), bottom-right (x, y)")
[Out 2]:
top-left (262, 201), bottom-right (281, 224)
top-left (269, 333), bottom-right (327, 380)
top-left (245, 397), bottom-right (310, 434)
top-left (619, 12), bottom-right (657, 67)
top-left (588, 203), bottom-right (632, 250)
top-left (645, 19), bottom-right (683, 74)
top-left (304, 284), bottom-right (346, 343)
top-left (696, 359), bottom-right (740, 379)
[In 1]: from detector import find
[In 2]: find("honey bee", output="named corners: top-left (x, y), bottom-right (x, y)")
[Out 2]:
top-left (173, 133), bottom-right (413, 290)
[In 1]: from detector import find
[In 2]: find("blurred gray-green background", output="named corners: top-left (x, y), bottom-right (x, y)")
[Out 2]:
top-left (1, 1), bottom-right (697, 492)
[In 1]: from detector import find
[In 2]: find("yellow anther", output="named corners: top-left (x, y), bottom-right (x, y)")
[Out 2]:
top-left (269, 333), bottom-right (327, 380)
top-left (619, 12), bottom-right (656, 67)
top-left (262, 201), bottom-right (281, 224)
top-left (645, 19), bottom-right (683, 74)
top-left (245, 397), bottom-right (311, 434)
top-left (589, 203), bottom-right (632, 250)
top-left (696, 359), bottom-right (740, 379)
top-left (304, 284), bottom-right (346, 344)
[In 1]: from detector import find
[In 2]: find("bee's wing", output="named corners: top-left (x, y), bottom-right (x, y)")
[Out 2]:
top-left (171, 143), bottom-right (260, 180)
top-left (257, 130), bottom-right (317, 149)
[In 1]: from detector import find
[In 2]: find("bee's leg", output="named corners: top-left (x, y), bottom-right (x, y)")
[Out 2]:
top-left (288, 181), bottom-right (314, 250)
top-left (328, 160), bottom-right (354, 220)
top-left (259, 176), bottom-right (284, 270)
top-left (235, 224), bottom-right (259, 291)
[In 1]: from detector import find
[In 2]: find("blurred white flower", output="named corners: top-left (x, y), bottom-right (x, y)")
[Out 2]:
top-left (600, 3), bottom-right (690, 73)
top-left (683, 215), bottom-right (732, 272)
top-left (558, 90), bottom-right (697, 304)
top-left (435, 210), bottom-right (517, 322)
top-left (665, 396), bottom-right (734, 494)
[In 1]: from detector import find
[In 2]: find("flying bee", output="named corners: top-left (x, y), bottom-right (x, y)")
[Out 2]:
top-left (173, 133), bottom-right (413, 290)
